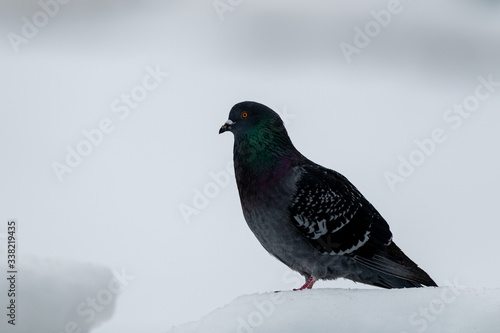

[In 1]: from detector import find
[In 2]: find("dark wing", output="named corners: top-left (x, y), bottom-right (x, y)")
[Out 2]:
top-left (289, 163), bottom-right (392, 255)
top-left (289, 163), bottom-right (436, 287)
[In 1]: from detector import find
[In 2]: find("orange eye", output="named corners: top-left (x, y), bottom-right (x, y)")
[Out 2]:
top-left (241, 112), bottom-right (248, 118)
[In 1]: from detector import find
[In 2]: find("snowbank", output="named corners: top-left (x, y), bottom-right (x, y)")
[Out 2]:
top-left (168, 287), bottom-right (500, 333)
top-left (0, 256), bottom-right (121, 333)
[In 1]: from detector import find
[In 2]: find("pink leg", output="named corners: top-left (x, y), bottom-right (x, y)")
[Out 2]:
top-left (295, 276), bottom-right (318, 291)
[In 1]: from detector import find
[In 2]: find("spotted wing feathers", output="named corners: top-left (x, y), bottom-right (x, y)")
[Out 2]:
top-left (289, 164), bottom-right (392, 256)
top-left (288, 163), bottom-right (437, 287)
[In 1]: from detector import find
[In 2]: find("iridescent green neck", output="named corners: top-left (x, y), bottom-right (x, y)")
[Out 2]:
top-left (233, 121), bottom-right (299, 173)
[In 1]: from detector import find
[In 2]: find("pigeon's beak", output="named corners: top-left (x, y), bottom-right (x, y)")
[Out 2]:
top-left (219, 119), bottom-right (235, 134)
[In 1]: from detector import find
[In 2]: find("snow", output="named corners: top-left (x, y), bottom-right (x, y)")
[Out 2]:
top-left (168, 288), bottom-right (500, 333)
top-left (0, 256), bottom-right (118, 333)
top-left (1, 1), bottom-right (500, 332)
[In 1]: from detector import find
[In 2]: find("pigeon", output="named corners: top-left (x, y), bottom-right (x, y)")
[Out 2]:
top-left (219, 101), bottom-right (437, 290)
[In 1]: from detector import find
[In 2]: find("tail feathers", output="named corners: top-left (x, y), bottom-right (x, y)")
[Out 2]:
top-left (352, 242), bottom-right (437, 288)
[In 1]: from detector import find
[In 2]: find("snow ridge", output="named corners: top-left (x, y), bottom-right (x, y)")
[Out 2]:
top-left (168, 288), bottom-right (500, 333)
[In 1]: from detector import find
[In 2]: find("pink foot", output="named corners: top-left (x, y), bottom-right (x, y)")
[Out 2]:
top-left (295, 276), bottom-right (318, 291)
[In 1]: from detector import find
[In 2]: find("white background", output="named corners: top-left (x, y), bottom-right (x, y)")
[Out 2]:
top-left (1, 1), bottom-right (499, 332)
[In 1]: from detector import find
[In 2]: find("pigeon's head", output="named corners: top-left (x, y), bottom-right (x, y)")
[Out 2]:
top-left (219, 101), bottom-right (284, 137)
